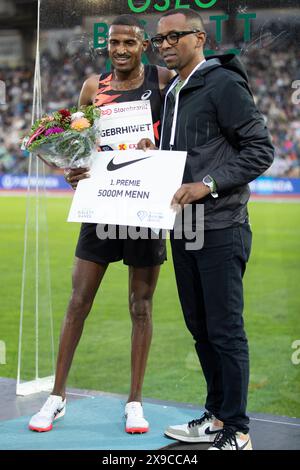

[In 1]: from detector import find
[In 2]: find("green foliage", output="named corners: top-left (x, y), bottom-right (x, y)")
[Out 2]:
top-left (26, 132), bottom-right (64, 152)
top-left (82, 104), bottom-right (101, 125)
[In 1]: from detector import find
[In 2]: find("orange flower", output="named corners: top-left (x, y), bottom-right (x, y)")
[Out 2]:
top-left (70, 117), bottom-right (91, 131)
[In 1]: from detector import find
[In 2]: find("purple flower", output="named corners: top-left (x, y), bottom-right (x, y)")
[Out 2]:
top-left (45, 127), bottom-right (64, 136)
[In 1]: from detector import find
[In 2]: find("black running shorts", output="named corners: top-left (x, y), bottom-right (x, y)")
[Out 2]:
top-left (75, 223), bottom-right (167, 267)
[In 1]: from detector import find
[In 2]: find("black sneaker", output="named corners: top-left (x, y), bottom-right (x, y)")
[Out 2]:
top-left (164, 411), bottom-right (223, 443)
top-left (208, 427), bottom-right (252, 450)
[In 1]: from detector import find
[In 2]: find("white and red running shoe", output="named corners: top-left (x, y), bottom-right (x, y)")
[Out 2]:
top-left (28, 395), bottom-right (66, 432)
top-left (125, 401), bottom-right (149, 434)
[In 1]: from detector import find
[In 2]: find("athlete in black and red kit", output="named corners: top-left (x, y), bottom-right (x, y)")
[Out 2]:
top-left (29, 15), bottom-right (174, 435)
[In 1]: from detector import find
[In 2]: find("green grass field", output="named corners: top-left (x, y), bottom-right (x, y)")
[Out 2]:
top-left (0, 195), bottom-right (299, 418)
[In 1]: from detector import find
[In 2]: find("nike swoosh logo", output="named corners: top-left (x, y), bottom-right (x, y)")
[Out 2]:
top-left (107, 156), bottom-right (150, 171)
top-left (238, 439), bottom-right (250, 450)
top-left (204, 426), bottom-right (220, 435)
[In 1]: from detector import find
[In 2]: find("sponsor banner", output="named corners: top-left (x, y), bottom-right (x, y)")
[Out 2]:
top-left (0, 174), bottom-right (71, 191)
top-left (2, 174), bottom-right (299, 197)
top-left (250, 177), bottom-right (300, 196)
top-left (98, 100), bottom-right (154, 151)
top-left (68, 149), bottom-right (187, 230)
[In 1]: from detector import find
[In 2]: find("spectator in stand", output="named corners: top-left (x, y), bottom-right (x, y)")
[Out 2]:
top-left (0, 34), bottom-right (299, 176)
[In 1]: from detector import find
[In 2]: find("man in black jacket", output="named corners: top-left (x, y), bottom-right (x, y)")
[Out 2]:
top-left (140, 8), bottom-right (274, 450)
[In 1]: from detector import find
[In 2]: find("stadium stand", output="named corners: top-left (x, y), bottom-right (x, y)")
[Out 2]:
top-left (0, 20), bottom-right (299, 177)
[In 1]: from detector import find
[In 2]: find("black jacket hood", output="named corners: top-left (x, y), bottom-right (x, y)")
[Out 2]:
top-left (200, 54), bottom-right (249, 82)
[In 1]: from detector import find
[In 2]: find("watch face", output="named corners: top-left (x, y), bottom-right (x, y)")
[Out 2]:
top-left (204, 176), bottom-right (212, 184)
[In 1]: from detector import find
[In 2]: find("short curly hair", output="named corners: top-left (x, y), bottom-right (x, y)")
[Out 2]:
top-left (110, 14), bottom-right (145, 39)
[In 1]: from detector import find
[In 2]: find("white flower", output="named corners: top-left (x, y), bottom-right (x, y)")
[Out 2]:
top-left (71, 112), bottom-right (85, 121)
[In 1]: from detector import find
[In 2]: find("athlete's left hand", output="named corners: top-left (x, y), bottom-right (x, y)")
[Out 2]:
top-left (64, 167), bottom-right (90, 190)
top-left (171, 182), bottom-right (211, 209)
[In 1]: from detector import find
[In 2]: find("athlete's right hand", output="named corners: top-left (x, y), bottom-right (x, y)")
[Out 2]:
top-left (137, 138), bottom-right (157, 151)
top-left (64, 167), bottom-right (90, 190)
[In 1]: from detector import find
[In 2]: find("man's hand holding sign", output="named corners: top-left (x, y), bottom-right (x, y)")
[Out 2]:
top-left (137, 137), bottom-right (211, 210)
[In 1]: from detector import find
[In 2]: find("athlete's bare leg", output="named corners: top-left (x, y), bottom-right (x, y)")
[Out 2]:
top-left (127, 265), bottom-right (160, 403)
top-left (52, 257), bottom-right (108, 399)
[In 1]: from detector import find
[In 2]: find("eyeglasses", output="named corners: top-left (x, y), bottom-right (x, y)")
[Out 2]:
top-left (150, 30), bottom-right (202, 49)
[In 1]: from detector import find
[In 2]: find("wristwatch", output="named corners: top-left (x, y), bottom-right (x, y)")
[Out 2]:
top-left (202, 175), bottom-right (218, 198)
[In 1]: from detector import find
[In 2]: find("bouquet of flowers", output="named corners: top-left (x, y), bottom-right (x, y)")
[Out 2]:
top-left (22, 105), bottom-right (101, 169)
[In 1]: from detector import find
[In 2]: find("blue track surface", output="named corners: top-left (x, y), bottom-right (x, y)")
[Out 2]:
top-left (0, 395), bottom-right (202, 450)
